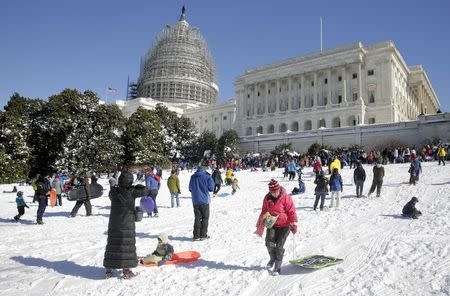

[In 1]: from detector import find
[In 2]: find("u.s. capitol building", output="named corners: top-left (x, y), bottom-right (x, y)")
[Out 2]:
top-left (116, 7), bottom-right (447, 152)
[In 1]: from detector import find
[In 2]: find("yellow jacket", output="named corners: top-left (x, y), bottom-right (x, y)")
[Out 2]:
top-left (329, 159), bottom-right (341, 173)
top-left (438, 147), bottom-right (447, 157)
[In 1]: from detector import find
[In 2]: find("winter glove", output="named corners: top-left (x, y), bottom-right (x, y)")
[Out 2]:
top-left (289, 222), bottom-right (298, 235)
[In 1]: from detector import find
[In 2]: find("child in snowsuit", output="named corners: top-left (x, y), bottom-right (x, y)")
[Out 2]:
top-left (329, 168), bottom-right (343, 208)
top-left (402, 197), bottom-right (422, 219)
top-left (408, 163), bottom-right (417, 185)
top-left (231, 178), bottom-right (240, 195)
top-left (14, 191), bottom-right (29, 221)
top-left (313, 171), bottom-right (329, 211)
top-left (141, 234), bottom-right (174, 266)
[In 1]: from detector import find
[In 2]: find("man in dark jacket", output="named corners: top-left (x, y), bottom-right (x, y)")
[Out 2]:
top-left (104, 171), bottom-right (148, 279)
top-left (35, 174), bottom-right (51, 224)
top-left (353, 162), bottom-right (366, 198)
top-left (189, 164), bottom-right (215, 241)
top-left (70, 176), bottom-right (92, 217)
top-left (402, 196), bottom-right (422, 219)
top-left (211, 168), bottom-right (222, 197)
top-left (368, 163), bottom-right (385, 197)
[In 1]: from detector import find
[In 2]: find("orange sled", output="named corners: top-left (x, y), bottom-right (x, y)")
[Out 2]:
top-left (139, 251), bottom-right (201, 267)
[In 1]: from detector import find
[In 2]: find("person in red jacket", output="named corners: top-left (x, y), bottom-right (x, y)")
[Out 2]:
top-left (256, 179), bottom-right (298, 276)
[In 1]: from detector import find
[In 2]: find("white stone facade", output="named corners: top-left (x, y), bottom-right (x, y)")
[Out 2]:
top-left (234, 41), bottom-right (439, 138)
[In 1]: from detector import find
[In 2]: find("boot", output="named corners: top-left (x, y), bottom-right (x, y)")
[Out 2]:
top-left (122, 268), bottom-right (136, 279)
top-left (266, 250), bottom-right (276, 269)
top-left (272, 260), bottom-right (282, 276)
top-left (105, 268), bottom-right (113, 279)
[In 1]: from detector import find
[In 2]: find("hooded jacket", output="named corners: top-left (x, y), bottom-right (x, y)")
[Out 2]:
top-left (189, 169), bottom-right (214, 206)
top-left (259, 188), bottom-right (298, 228)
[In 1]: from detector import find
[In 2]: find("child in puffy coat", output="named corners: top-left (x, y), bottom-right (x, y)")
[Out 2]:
top-left (329, 168), bottom-right (343, 208)
top-left (140, 234), bottom-right (174, 266)
top-left (14, 191), bottom-right (29, 221)
top-left (402, 197), bottom-right (422, 219)
top-left (314, 171), bottom-right (329, 211)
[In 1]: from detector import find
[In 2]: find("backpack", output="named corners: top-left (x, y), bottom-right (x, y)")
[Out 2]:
top-left (36, 180), bottom-right (50, 195)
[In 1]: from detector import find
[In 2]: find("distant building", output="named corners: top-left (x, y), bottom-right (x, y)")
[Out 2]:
top-left (116, 7), bottom-right (444, 149)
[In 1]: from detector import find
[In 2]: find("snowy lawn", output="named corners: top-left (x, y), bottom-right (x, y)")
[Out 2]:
top-left (0, 162), bottom-right (449, 296)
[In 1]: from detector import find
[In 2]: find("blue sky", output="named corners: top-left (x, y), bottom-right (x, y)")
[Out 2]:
top-left (1, 0), bottom-right (449, 111)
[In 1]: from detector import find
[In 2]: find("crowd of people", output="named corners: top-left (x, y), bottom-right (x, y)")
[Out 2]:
top-left (8, 141), bottom-right (446, 279)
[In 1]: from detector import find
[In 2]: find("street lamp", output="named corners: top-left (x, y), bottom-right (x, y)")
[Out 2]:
top-left (257, 133), bottom-right (261, 152)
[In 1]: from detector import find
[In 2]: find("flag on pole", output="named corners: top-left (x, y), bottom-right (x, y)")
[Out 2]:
top-left (107, 87), bottom-right (118, 93)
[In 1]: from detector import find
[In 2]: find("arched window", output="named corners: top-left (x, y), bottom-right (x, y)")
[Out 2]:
top-left (318, 119), bottom-right (326, 128)
top-left (256, 125), bottom-right (263, 134)
top-left (347, 115), bottom-right (357, 126)
top-left (246, 127), bottom-right (252, 136)
top-left (267, 124), bottom-right (275, 134)
top-left (332, 117), bottom-right (341, 128)
top-left (279, 123), bottom-right (287, 133)
top-left (290, 121), bottom-right (299, 132)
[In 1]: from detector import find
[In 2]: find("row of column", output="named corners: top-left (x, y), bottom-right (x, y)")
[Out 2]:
top-left (241, 64), bottom-right (363, 117)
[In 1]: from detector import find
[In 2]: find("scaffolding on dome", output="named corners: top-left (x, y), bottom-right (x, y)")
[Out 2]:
top-left (137, 6), bottom-right (218, 105)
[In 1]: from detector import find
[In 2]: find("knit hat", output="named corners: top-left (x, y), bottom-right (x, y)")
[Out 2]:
top-left (158, 233), bottom-right (168, 244)
top-left (268, 179), bottom-right (281, 192)
top-left (411, 196), bottom-right (419, 203)
top-left (17, 191), bottom-right (23, 197)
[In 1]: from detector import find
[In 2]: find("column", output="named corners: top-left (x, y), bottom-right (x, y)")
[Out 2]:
top-left (276, 79), bottom-right (280, 113)
top-left (243, 88), bottom-right (248, 117)
top-left (287, 77), bottom-right (292, 111)
top-left (342, 67), bottom-right (347, 103)
top-left (300, 75), bottom-right (305, 108)
top-left (264, 81), bottom-right (269, 114)
top-left (327, 69), bottom-right (332, 105)
top-left (253, 84), bottom-right (258, 116)
top-left (313, 72), bottom-right (318, 107)
top-left (358, 63), bottom-right (363, 101)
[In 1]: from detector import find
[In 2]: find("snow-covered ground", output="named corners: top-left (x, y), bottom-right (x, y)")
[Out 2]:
top-left (0, 162), bottom-right (449, 296)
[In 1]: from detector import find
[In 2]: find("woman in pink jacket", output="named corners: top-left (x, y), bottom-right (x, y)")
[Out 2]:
top-left (256, 179), bottom-right (298, 276)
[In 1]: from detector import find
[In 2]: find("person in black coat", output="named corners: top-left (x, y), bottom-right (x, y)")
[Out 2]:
top-left (353, 162), bottom-right (366, 198)
top-left (402, 196), bottom-right (422, 219)
top-left (103, 171), bottom-right (148, 279)
top-left (70, 176), bottom-right (92, 217)
top-left (211, 168), bottom-right (222, 197)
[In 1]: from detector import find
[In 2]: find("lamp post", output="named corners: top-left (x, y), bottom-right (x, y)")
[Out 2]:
top-left (257, 133), bottom-right (261, 152)
top-left (285, 129), bottom-right (291, 146)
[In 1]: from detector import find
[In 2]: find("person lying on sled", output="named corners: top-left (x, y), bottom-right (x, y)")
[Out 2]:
top-left (140, 233), bottom-right (174, 266)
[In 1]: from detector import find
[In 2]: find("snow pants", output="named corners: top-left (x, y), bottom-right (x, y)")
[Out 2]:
top-left (70, 199), bottom-right (92, 217)
top-left (438, 156), bottom-right (446, 165)
top-left (193, 204), bottom-right (210, 239)
top-left (265, 227), bottom-right (290, 262)
top-left (368, 179), bottom-right (383, 197)
top-left (149, 189), bottom-right (159, 214)
top-left (56, 194), bottom-right (62, 206)
top-left (14, 206), bottom-right (25, 220)
top-left (170, 192), bottom-right (180, 208)
top-left (213, 184), bottom-right (221, 195)
top-left (330, 191), bottom-right (340, 208)
top-left (355, 180), bottom-right (364, 197)
top-left (36, 197), bottom-right (47, 222)
top-left (314, 193), bottom-right (326, 210)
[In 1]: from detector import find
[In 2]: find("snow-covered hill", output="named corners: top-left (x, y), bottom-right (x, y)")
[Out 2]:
top-left (0, 162), bottom-right (449, 296)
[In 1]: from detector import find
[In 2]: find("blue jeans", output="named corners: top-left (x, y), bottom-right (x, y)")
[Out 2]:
top-left (170, 192), bottom-right (180, 208)
top-left (37, 197), bottom-right (47, 222)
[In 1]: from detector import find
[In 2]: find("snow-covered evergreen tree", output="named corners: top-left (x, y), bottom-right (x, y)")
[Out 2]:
top-left (217, 129), bottom-right (240, 162)
top-left (123, 107), bottom-right (167, 166)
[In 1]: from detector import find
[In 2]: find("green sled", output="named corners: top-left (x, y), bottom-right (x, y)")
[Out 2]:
top-left (290, 255), bottom-right (343, 269)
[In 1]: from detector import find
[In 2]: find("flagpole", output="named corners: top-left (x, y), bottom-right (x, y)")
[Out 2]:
top-left (320, 17), bottom-right (323, 52)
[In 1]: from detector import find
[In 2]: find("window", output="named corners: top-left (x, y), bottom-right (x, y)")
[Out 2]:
top-left (369, 91), bottom-right (375, 103)
top-left (214, 118), bottom-right (217, 122)
top-left (338, 95), bottom-right (342, 103)
top-left (353, 93), bottom-right (358, 101)
top-left (257, 92), bottom-right (260, 96)
top-left (368, 69), bottom-right (374, 76)
top-left (279, 88), bottom-right (281, 92)
top-left (368, 118), bottom-right (375, 124)
top-left (299, 83), bottom-right (301, 88)
top-left (352, 73), bottom-right (357, 79)
top-left (268, 89), bottom-right (270, 94)
top-left (247, 94), bottom-right (250, 98)
top-left (223, 116), bottom-right (227, 120)
top-left (338, 76), bottom-right (342, 82)
top-left (324, 97), bottom-right (327, 105)
top-left (311, 81), bottom-right (314, 86)
top-left (324, 78), bottom-right (328, 84)
top-left (205, 119), bottom-right (208, 123)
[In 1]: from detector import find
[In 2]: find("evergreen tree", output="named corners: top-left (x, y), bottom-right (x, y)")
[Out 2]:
top-left (192, 130), bottom-right (218, 163)
top-left (122, 107), bottom-right (167, 166)
top-left (154, 104), bottom-right (197, 161)
top-left (217, 129), bottom-right (240, 162)
top-left (0, 93), bottom-right (32, 182)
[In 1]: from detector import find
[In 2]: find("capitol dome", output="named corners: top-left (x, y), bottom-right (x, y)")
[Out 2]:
top-left (137, 6), bottom-right (218, 105)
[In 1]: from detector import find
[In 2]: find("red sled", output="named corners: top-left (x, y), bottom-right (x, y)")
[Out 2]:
top-left (139, 251), bottom-right (201, 267)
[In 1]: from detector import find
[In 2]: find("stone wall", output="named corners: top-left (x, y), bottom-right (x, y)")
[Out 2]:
top-left (240, 113), bottom-right (450, 153)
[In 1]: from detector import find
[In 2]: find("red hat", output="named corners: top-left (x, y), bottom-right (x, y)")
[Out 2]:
top-left (268, 179), bottom-right (281, 192)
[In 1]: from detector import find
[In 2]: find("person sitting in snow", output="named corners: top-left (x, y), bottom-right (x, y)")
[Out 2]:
top-left (14, 191), bottom-right (29, 221)
top-left (402, 196), bottom-right (422, 219)
top-left (140, 234), bottom-right (174, 266)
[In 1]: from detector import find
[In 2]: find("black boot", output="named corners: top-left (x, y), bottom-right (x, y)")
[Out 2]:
top-left (272, 260), bottom-right (282, 276)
